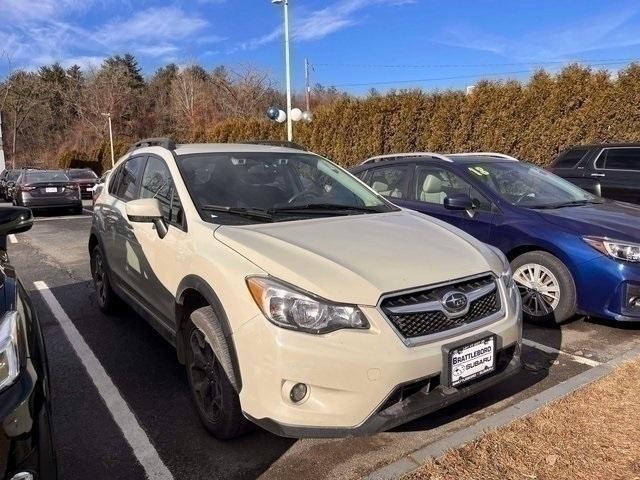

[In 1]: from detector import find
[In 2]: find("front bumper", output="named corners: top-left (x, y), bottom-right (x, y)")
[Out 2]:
top-left (0, 362), bottom-right (57, 479)
top-left (574, 253), bottom-right (640, 321)
top-left (234, 281), bottom-right (522, 437)
top-left (248, 342), bottom-right (520, 438)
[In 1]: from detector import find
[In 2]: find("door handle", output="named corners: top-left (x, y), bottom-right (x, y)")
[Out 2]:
top-left (590, 173), bottom-right (605, 177)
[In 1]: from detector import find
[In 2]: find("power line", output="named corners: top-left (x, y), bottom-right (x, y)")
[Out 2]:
top-left (313, 57), bottom-right (639, 70)
top-left (324, 60), bottom-right (634, 88)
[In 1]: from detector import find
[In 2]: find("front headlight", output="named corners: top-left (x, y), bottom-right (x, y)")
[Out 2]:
top-left (0, 312), bottom-right (20, 391)
top-left (583, 236), bottom-right (640, 263)
top-left (246, 276), bottom-right (369, 334)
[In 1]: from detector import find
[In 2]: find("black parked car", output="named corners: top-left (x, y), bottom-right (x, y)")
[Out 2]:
top-left (551, 143), bottom-right (640, 204)
top-left (0, 207), bottom-right (57, 479)
top-left (14, 171), bottom-right (83, 214)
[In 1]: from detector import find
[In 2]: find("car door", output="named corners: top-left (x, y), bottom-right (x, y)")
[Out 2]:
top-left (358, 163), bottom-right (413, 208)
top-left (401, 164), bottom-right (495, 242)
top-left (593, 147), bottom-right (640, 204)
top-left (105, 156), bottom-right (147, 293)
top-left (127, 155), bottom-right (189, 330)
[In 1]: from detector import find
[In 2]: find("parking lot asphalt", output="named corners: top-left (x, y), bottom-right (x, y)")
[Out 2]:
top-left (8, 202), bottom-right (640, 479)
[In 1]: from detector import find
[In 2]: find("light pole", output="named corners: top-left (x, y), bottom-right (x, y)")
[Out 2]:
top-left (272, 0), bottom-right (293, 141)
top-left (101, 113), bottom-right (115, 168)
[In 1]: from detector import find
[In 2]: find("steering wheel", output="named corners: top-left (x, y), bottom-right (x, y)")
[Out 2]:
top-left (287, 191), bottom-right (318, 205)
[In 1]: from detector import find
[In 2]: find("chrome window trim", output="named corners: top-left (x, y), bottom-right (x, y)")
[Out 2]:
top-left (376, 272), bottom-right (506, 347)
top-left (593, 146), bottom-right (640, 172)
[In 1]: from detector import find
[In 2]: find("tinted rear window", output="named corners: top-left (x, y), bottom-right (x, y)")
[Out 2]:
top-left (68, 169), bottom-right (97, 179)
top-left (596, 148), bottom-right (640, 171)
top-left (553, 148), bottom-right (588, 168)
top-left (25, 171), bottom-right (70, 183)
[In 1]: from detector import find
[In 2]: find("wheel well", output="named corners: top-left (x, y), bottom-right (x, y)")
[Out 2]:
top-left (88, 234), bottom-right (98, 255)
top-left (175, 288), bottom-right (209, 363)
top-left (506, 245), bottom-right (554, 262)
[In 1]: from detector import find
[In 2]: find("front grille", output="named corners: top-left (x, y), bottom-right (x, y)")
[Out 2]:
top-left (381, 275), bottom-right (501, 339)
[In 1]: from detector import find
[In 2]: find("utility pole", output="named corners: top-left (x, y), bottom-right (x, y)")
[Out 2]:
top-left (304, 58), bottom-right (311, 112)
top-left (283, 0), bottom-right (293, 141)
top-left (102, 113), bottom-right (115, 168)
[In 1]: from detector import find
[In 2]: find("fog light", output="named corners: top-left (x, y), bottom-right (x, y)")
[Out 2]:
top-left (289, 383), bottom-right (308, 403)
top-left (629, 297), bottom-right (640, 307)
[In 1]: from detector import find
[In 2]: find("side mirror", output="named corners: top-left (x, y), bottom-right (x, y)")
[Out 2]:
top-left (444, 193), bottom-right (474, 211)
top-left (125, 198), bottom-right (168, 239)
top-left (0, 207), bottom-right (33, 235)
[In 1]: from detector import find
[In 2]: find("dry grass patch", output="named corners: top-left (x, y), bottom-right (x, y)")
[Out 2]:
top-left (405, 358), bottom-right (640, 480)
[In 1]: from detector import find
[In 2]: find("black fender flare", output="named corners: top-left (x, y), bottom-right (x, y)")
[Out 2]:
top-left (175, 275), bottom-right (242, 392)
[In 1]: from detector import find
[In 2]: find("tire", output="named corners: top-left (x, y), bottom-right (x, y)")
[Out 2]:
top-left (90, 244), bottom-right (120, 314)
top-left (511, 251), bottom-right (576, 325)
top-left (185, 307), bottom-right (249, 440)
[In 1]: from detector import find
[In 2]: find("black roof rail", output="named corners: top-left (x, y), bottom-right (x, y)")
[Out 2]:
top-left (244, 140), bottom-right (309, 151)
top-left (129, 137), bottom-right (176, 152)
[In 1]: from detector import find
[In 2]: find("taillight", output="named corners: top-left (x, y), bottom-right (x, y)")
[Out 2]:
top-left (20, 186), bottom-right (36, 192)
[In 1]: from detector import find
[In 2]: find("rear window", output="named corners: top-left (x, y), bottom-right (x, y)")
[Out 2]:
top-left (6, 171), bottom-right (20, 181)
top-left (25, 171), bottom-right (70, 183)
top-left (68, 169), bottom-right (98, 180)
top-left (553, 148), bottom-right (588, 169)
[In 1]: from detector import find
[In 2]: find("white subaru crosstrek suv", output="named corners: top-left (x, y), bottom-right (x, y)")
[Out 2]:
top-left (89, 138), bottom-right (522, 439)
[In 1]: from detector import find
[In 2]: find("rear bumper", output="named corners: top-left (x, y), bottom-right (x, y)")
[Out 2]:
top-left (21, 197), bottom-right (82, 209)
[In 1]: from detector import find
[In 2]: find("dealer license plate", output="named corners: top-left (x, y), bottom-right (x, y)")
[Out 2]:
top-left (449, 336), bottom-right (496, 387)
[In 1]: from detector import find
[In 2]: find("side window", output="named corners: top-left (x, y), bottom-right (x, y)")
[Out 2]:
top-left (414, 166), bottom-right (491, 211)
top-left (140, 156), bottom-right (183, 226)
top-left (597, 148), bottom-right (640, 171)
top-left (365, 165), bottom-right (409, 199)
top-left (110, 156), bottom-right (146, 201)
top-left (553, 148), bottom-right (588, 169)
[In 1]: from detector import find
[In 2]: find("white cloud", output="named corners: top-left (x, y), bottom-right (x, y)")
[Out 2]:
top-left (96, 7), bottom-right (208, 45)
top-left (436, 6), bottom-right (640, 61)
top-left (233, 0), bottom-right (415, 52)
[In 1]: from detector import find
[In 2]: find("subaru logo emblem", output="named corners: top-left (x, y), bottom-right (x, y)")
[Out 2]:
top-left (442, 291), bottom-right (468, 313)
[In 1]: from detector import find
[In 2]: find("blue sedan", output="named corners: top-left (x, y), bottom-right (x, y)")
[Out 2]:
top-left (351, 152), bottom-right (640, 324)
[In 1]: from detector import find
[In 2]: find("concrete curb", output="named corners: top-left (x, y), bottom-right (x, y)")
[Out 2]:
top-left (365, 344), bottom-right (640, 480)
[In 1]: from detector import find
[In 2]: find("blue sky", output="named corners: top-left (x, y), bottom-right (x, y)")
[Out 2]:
top-left (2, 0), bottom-right (640, 94)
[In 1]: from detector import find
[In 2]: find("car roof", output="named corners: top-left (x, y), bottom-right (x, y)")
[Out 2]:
top-left (171, 143), bottom-right (309, 156)
top-left (353, 152), bottom-right (518, 170)
top-left (562, 142), bottom-right (640, 151)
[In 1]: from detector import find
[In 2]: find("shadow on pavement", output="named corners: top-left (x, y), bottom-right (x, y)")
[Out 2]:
top-left (39, 280), bottom-right (294, 480)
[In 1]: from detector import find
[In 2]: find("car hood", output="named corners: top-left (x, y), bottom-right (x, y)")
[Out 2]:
top-left (214, 210), bottom-right (501, 306)
top-left (538, 201), bottom-right (640, 242)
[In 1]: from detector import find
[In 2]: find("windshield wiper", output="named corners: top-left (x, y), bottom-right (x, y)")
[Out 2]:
top-left (200, 205), bottom-right (273, 222)
top-left (529, 199), bottom-right (604, 210)
top-left (270, 203), bottom-right (382, 215)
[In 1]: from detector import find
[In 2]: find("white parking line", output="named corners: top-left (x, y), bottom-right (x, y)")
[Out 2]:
top-left (7, 234), bottom-right (17, 244)
top-left (522, 338), bottom-right (601, 367)
top-left (34, 281), bottom-right (174, 480)
top-left (83, 208), bottom-right (94, 215)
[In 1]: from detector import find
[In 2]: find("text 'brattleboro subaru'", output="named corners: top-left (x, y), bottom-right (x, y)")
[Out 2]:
top-left (89, 139), bottom-right (522, 439)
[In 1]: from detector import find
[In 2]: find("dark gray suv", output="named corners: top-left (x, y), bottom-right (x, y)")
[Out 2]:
top-left (551, 143), bottom-right (640, 205)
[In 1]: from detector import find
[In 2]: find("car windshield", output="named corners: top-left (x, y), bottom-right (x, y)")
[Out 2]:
top-left (178, 152), bottom-right (396, 224)
top-left (466, 162), bottom-right (599, 208)
top-left (68, 170), bottom-right (97, 179)
top-left (25, 171), bottom-right (70, 183)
